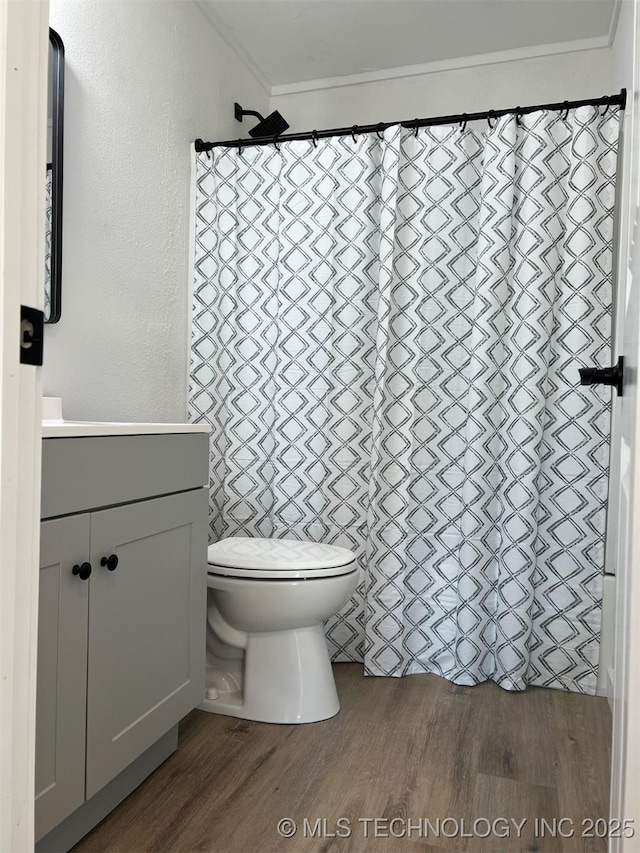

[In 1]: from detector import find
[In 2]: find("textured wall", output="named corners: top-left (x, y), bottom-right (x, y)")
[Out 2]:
top-left (271, 48), bottom-right (615, 132)
top-left (45, 0), bottom-right (268, 422)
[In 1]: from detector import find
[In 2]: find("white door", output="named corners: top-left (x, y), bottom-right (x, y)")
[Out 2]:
top-left (610, 2), bottom-right (640, 850)
top-left (0, 1), bottom-right (48, 851)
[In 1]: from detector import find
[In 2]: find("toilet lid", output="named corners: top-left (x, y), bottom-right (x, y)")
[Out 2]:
top-left (207, 537), bottom-right (357, 580)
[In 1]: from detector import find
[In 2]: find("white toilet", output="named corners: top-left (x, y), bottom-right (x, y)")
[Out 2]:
top-left (198, 536), bottom-right (358, 724)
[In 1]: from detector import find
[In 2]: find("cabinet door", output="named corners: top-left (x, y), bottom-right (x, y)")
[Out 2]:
top-left (36, 515), bottom-right (90, 841)
top-left (85, 489), bottom-right (207, 798)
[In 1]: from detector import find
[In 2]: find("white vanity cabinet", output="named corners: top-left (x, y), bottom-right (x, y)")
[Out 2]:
top-left (37, 515), bottom-right (90, 840)
top-left (36, 430), bottom-right (209, 848)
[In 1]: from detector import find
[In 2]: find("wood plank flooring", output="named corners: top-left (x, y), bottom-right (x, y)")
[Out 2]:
top-left (72, 664), bottom-right (611, 853)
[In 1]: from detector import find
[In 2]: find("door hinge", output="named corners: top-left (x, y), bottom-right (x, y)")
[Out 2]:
top-left (20, 305), bottom-right (44, 366)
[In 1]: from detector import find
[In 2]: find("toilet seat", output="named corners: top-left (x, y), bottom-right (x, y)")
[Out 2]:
top-left (207, 536), bottom-right (357, 580)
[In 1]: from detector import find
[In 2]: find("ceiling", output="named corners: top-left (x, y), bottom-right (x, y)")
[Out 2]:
top-left (198, 0), bottom-right (618, 89)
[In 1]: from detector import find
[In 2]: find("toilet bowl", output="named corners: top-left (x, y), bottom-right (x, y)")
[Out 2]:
top-left (199, 536), bottom-right (358, 724)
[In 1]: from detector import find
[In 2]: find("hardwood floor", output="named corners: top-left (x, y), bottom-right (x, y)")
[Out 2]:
top-left (72, 664), bottom-right (611, 853)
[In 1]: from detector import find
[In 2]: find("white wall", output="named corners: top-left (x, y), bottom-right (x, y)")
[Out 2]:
top-left (45, 0), bottom-right (268, 422)
top-left (271, 48), bottom-right (616, 131)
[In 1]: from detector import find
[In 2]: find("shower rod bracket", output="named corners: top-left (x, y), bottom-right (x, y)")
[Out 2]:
top-left (579, 356), bottom-right (624, 397)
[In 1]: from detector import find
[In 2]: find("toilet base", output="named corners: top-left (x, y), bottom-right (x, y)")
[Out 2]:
top-left (198, 624), bottom-right (340, 724)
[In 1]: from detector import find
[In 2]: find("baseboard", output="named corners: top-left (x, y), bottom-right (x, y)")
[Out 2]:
top-left (35, 727), bottom-right (178, 853)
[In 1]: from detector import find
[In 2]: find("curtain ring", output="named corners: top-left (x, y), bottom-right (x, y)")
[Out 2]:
top-left (205, 148), bottom-right (211, 160)
top-left (351, 125), bottom-right (358, 142)
top-left (237, 138), bottom-right (243, 156)
top-left (459, 114), bottom-right (468, 132)
top-left (413, 119), bottom-right (419, 137)
top-left (312, 130), bottom-right (319, 148)
top-left (376, 122), bottom-right (385, 140)
top-left (515, 108), bottom-right (522, 127)
top-left (562, 101), bottom-right (570, 120)
top-left (487, 110), bottom-right (497, 129)
top-left (273, 135), bottom-right (281, 152)
top-left (602, 100), bottom-right (612, 117)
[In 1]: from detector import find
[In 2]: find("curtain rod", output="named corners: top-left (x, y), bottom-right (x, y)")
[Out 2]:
top-left (195, 89), bottom-right (626, 153)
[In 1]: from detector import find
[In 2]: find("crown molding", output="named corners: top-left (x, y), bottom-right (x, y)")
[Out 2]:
top-left (194, 0), bottom-right (271, 96)
top-left (270, 36), bottom-right (612, 98)
top-left (608, 0), bottom-right (624, 45)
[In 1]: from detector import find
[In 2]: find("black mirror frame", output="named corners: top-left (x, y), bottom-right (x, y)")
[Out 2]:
top-left (47, 28), bottom-right (64, 324)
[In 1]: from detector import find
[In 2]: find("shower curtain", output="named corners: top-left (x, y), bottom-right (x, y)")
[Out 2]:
top-left (190, 105), bottom-right (619, 694)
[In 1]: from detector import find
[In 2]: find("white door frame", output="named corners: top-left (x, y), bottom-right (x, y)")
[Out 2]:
top-left (0, 1), bottom-right (48, 851)
top-left (610, 1), bottom-right (640, 849)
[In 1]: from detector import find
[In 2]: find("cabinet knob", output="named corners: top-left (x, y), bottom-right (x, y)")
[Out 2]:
top-left (72, 562), bottom-right (92, 581)
top-left (100, 554), bottom-right (119, 571)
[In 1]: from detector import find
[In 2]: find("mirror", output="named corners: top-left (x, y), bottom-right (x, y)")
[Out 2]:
top-left (45, 29), bottom-right (64, 323)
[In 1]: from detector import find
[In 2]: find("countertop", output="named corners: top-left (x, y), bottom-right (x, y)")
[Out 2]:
top-left (42, 421), bottom-right (211, 438)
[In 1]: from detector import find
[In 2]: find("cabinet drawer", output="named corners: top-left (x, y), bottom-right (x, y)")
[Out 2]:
top-left (41, 433), bottom-right (209, 519)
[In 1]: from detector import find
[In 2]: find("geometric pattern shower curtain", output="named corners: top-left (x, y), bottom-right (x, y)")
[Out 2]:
top-left (190, 105), bottom-right (619, 694)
